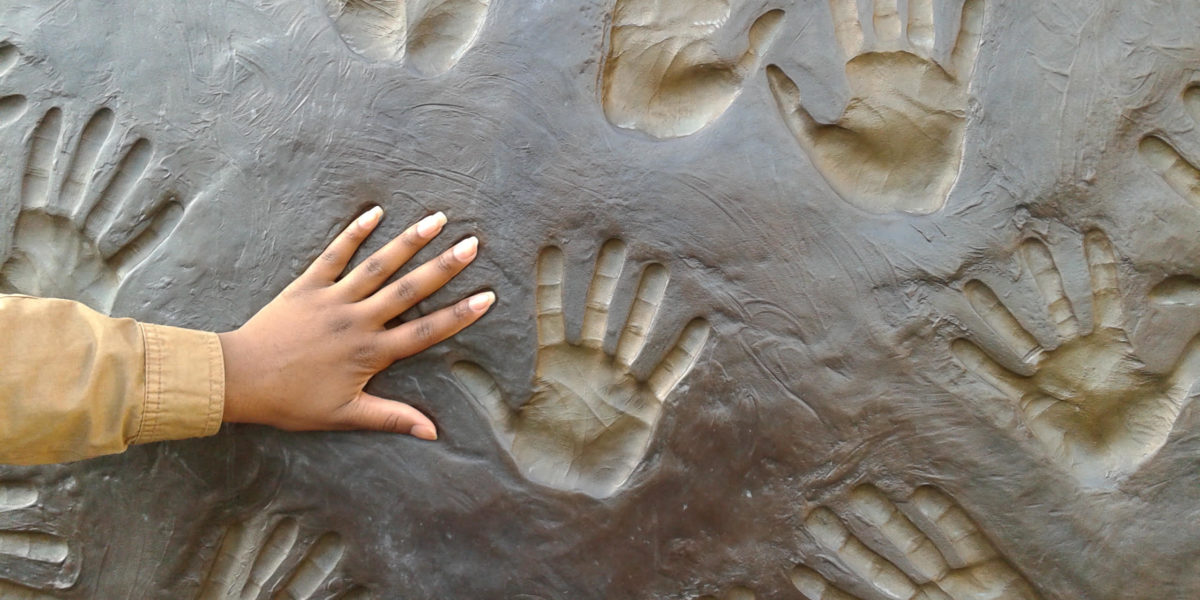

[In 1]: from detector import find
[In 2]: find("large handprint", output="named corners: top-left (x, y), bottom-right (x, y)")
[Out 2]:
top-left (196, 514), bottom-right (368, 600)
top-left (324, 0), bottom-right (491, 76)
top-left (766, 0), bottom-right (984, 214)
top-left (602, 0), bottom-right (784, 139)
top-left (0, 481), bottom-right (78, 597)
top-left (0, 107), bottom-right (182, 314)
top-left (792, 485), bottom-right (1040, 600)
top-left (951, 231), bottom-right (1200, 487)
top-left (454, 240), bottom-right (711, 498)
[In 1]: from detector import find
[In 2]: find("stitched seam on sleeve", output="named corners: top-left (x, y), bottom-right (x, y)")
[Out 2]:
top-left (132, 323), bottom-right (151, 444)
top-left (141, 324), bottom-right (164, 443)
top-left (204, 333), bottom-right (225, 435)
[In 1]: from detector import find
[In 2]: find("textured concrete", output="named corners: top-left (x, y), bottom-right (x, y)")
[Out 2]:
top-left (1, 0), bottom-right (1200, 598)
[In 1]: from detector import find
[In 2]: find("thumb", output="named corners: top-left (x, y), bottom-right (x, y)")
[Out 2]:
top-left (340, 393), bottom-right (439, 440)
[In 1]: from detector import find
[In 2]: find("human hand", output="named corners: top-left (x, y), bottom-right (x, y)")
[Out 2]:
top-left (218, 207), bottom-right (494, 440)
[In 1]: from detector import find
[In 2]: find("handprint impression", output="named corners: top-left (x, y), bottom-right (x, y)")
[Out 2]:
top-left (1139, 84), bottom-right (1200, 207)
top-left (766, 0), bottom-right (984, 214)
top-left (0, 481), bottom-right (78, 597)
top-left (324, 0), bottom-right (491, 76)
top-left (196, 514), bottom-right (368, 600)
top-left (0, 107), bottom-right (182, 314)
top-left (951, 232), bottom-right (1200, 487)
top-left (454, 240), bottom-right (712, 498)
top-left (792, 485), bottom-right (1040, 600)
top-left (602, 0), bottom-right (784, 139)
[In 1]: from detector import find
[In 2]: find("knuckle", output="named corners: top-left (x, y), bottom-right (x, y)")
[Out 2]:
top-left (402, 228), bottom-right (423, 249)
top-left (364, 258), bottom-right (386, 276)
top-left (414, 321), bottom-right (435, 342)
top-left (453, 300), bottom-right (472, 319)
top-left (394, 279), bottom-right (418, 303)
top-left (381, 413), bottom-right (404, 433)
top-left (327, 316), bottom-right (355, 335)
top-left (320, 250), bottom-right (341, 264)
top-left (437, 252), bottom-right (456, 272)
top-left (352, 343), bottom-right (380, 366)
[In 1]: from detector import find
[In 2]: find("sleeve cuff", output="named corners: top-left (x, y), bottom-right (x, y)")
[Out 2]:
top-left (132, 322), bottom-right (226, 444)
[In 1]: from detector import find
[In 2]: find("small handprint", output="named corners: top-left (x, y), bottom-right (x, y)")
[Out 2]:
top-left (454, 240), bottom-right (711, 498)
top-left (196, 514), bottom-right (368, 600)
top-left (602, 0), bottom-right (784, 139)
top-left (324, 0), bottom-right (491, 75)
top-left (951, 231), bottom-right (1200, 487)
top-left (793, 485), bottom-right (1039, 600)
top-left (0, 481), bottom-right (78, 595)
top-left (0, 107), bottom-right (183, 314)
top-left (1139, 85), bottom-right (1200, 207)
top-left (766, 0), bottom-right (984, 214)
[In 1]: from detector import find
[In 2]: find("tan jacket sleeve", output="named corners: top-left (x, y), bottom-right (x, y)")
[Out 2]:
top-left (0, 294), bottom-right (225, 465)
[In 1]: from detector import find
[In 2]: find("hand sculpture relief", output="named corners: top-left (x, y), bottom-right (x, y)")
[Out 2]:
top-left (0, 42), bottom-right (29, 128)
top-left (766, 0), bottom-right (984, 214)
top-left (0, 481), bottom-right (78, 597)
top-left (951, 232), bottom-right (1200, 487)
top-left (324, 0), bottom-right (491, 75)
top-left (197, 515), bottom-right (368, 600)
top-left (454, 240), bottom-right (711, 498)
top-left (793, 485), bottom-right (1040, 600)
top-left (0, 107), bottom-right (182, 314)
top-left (1139, 84), bottom-right (1200, 207)
top-left (602, 0), bottom-right (784, 139)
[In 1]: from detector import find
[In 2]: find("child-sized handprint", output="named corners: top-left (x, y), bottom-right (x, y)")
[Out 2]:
top-left (0, 41), bottom-right (29, 128)
top-left (602, 0), bottom-right (785, 139)
top-left (766, 0), bottom-right (984, 214)
top-left (196, 514), bottom-right (368, 600)
top-left (454, 240), bottom-right (712, 498)
top-left (792, 485), bottom-right (1040, 600)
top-left (0, 481), bottom-right (78, 595)
top-left (951, 231), bottom-right (1200, 487)
top-left (324, 0), bottom-right (491, 76)
top-left (1139, 85), bottom-right (1200, 207)
top-left (0, 107), bottom-right (183, 314)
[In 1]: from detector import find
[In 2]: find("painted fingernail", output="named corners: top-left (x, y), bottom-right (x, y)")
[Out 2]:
top-left (469, 291), bottom-right (496, 313)
top-left (412, 424), bottom-right (438, 441)
top-left (357, 206), bottom-right (383, 228)
top-left (416, 211), bottom-right (446, 238)
top-left (453, 236), bottom-right (479, 262)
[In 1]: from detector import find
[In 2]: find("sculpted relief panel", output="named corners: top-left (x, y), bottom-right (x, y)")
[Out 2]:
top-left (1, 0), bottom-right (1200, 598)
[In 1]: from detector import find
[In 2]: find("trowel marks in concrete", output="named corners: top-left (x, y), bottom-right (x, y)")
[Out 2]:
top-left (0, 106), bottom-right (183, 314)
top-left (324, 0), bottom-right (491, 75)
top-left (454, 240), bottom-right (711, 498)
top-left (767, 0), bottom-right (984, 214)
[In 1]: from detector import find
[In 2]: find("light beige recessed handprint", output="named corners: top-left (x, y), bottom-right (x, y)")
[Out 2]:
top-left (0, 481), bottom-right (78, 597)
top-left (324, 0), bottom-right (490, 75)
top-left (1139, 84), bottom-right (1200, 206)
top-left (951, 232), bottom-right (1200, 487)
top-left (602, 0), bottom-right (784, 139)
top-left (454, 240), bottom-right (711, 498)
top-left (767, 0), bottom-right (984, 214)
top-left (197, 514), bottom-right (369, 600)
top-left (793, 485), bottom-right (1040, 600)
top-left (0, 107), bottom-right (183, 314)
top-left (0, 41), bottom-right (29, 128)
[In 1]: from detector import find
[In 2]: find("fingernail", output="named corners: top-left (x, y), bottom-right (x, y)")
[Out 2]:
top-left (357, 206), bottom-right (383, 228)
top-left (412, 424), bottom-right (438, 441)
top-left (416, 211), bottom-right (446, 238)
top-left (453, 236), bottom-right (479, 262)
top-left (468, 290), bottom-right (496, 313)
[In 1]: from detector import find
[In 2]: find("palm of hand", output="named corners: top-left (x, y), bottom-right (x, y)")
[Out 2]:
top-left (952, 232), bottom-right (1200, 486)
top-left (455, 241), bottom-right (710, 498)
top-left (767, 0), bottom-right (983, 214)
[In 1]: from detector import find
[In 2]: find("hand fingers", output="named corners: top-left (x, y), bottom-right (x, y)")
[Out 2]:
top-left (335, 392), bottom-right (438, 440)
top-left (336, 211), bottom-right (447, 300)
top-left (363, 236), bottom-right (478, 320)
top-left (383, 291), bottom-right (496, 360)
top-left (300, 206), bottom-right (383, 285)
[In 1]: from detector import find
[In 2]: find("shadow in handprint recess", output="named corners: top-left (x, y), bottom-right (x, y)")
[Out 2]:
top-left (323, 0), bottom-right (491, 76)
top-left (454, 240), bottom-right (712, 499)
top-left (0, 107), bottom-right (183, 314)
top-left (767, 0), bottom-right (984, 215)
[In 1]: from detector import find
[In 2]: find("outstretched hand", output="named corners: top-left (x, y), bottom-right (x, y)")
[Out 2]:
top-left (218, 207), bottom-right (494, 440)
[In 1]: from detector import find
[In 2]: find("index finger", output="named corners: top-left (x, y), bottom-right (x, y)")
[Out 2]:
top-left (300, 206), bottom-right (383, 284)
